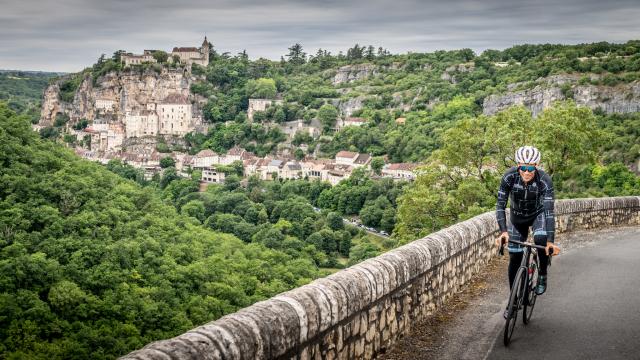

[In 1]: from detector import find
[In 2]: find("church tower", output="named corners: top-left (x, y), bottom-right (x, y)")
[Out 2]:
top-left (201, 36), bottom-right (210, 65)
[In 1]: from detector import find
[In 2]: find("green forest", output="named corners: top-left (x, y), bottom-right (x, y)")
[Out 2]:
top-left (0, 71), bottom-right (58, 123)
top-left (2, 39), bottom-right (640, 358)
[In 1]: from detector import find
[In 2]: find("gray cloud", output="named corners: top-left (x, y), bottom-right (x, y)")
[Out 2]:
top-left (0, 0), bottom-right (638, 72)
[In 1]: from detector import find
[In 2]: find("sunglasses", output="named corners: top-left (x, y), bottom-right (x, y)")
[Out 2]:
top-left (518, 165), bottom-right (536, 172)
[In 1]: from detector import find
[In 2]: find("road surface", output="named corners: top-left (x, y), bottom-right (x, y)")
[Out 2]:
top-left (487, 226), bottom-right (640, 359)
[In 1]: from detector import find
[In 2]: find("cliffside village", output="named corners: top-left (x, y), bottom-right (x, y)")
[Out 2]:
top-left (45, 36), bottom-right (419, 187)
top-left (71, 92), bottom-right (418, 186)
top-left (75, 145), bottom-right (418, 186)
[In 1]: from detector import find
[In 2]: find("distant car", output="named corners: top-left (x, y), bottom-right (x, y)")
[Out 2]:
top-left (380, 231), bottom-right (389, 236)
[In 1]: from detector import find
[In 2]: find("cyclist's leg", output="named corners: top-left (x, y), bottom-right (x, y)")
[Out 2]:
top-left (507, 222), bottom-right (528, 288)
top-left (532, 212), bottom-right (549, 276)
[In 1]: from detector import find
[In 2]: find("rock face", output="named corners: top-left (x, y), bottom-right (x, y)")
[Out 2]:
top-left (483, 74), bottom-right (640, 116)
top-left (39, 68), bottom-right (201, 127)
top-left (333, 96), bottom-right (368, 117)
top-left (332, 64), bottom-right (378, 85)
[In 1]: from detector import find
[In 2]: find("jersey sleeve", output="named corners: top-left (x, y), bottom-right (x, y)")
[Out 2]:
top-left (542, 173), bottom-right (556, 243)
top-left (496, 171), bottom-right (512, 233)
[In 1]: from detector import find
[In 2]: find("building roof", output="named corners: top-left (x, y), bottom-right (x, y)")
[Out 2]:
top-left (355, 153), bottom-right (371, 165)
top-left (227, 146), bottom-right (245, 156)
top-left (287, 162), bottom-right (302, 170)
top-left (345, 117), bottom-right (367, 123)
top-left (336, 150), bottom-right (358, 159)
top-left (196, 149), bottom-right (217, 157)
top-left (395, 117), bottom-right (406, 124)
top-left (162, 93), bottom-right (190, 104)
top-left (385, 163), bottom-right (418, 171)
top-left (241, 151), bottom-right (256, 160)
top-left (172, 47), bottom-right (200, 53)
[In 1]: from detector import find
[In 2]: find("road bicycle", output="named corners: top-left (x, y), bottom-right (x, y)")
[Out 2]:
top-left (498, 239), bottom-right (557, 346)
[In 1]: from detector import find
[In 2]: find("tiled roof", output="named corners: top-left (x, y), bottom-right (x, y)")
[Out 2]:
top-left (196, 149), bottom-right (217, 157)
top-left (355, 153), bottom-right (371, 164)
top-left (385, 163), bottom-right (418, 171)
top-left (172, 47), bottom-right (199, 53)
top-left (336, 150), bottom-right (358, 159)
top-left (227, 146), bottom-right (245, 156)
top-left (162, 93), bottom-right (190, 104)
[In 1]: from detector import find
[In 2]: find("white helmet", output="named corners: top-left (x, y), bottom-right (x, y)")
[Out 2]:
top-left (515, 146), bottom-right (541, 164)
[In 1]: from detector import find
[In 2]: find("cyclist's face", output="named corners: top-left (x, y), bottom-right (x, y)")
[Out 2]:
top-left (518, 163), bottom-right (537, 182)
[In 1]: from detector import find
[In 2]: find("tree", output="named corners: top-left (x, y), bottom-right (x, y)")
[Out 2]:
top-left (318, 104), bottom-right (338, 132)
top-left (246, 78), bottom-right (277, 99)
top-left (286, 43), bottom-right (307, 65)
top-left (160, 156), bottom-right (176, 168)
top-left (327, 212), bottom-right (343, 230)
top-left (152, 51), bottom-right (169, 63)
top-left (370, 157), bottom-right (384, 175)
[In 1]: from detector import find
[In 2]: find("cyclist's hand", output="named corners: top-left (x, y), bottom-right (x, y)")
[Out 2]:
top-left (545, 242), bottom-right (554, 256)
top-left (496, 232), bottom-right (508, 247)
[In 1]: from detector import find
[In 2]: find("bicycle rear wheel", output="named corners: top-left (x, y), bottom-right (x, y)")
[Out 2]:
top-left (523, 260), bottom-right (539, 324)
top-left (503, 266), bottom-right (526, 346)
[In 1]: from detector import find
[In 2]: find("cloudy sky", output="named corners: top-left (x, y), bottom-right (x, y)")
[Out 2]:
top-left (1, 0), bottom-right (639, 72)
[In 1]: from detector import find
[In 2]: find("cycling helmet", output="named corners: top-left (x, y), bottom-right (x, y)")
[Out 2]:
top-left (515, 146), bottom-right (541, 164)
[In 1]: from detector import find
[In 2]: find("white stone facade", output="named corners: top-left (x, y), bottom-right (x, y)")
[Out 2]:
top-left (247, 99), bottom-right (284, 121)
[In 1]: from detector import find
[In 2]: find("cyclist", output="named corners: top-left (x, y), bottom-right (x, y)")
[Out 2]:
top-left (496, 146), bottom-right (556, 310)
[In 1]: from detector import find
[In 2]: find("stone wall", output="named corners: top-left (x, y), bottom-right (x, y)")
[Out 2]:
top-left (121, 196), bottom-right (640, 360)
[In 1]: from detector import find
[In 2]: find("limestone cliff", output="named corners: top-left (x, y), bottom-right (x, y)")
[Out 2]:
top-left (483, 74), bottom-right (640, 116)
top-left (39, 68), bottom-right (204, 126)
top-left (332, 64), bottom-right (378, 85)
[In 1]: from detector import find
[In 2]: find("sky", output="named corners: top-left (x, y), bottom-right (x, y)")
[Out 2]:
top-left (1, 0), bottom-right (639, 72)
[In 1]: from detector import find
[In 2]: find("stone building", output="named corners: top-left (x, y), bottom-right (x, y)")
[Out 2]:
top-left (169, 37), bottom-right (210, 66)
top-left (95, 98), bottom-right (116, 111)
top-left (335, 117), bottom-right (366, 130)
top-left (247, 98), bottom-right (284, 121)
top-left (335, 150), bottom-right (371, 168)
top-left (121, 50), bottom-right (157, 66)
top-left (125, 111), bottom-right (159, 138)
top-left (121, 37), bottom-right (209, 67)
top-left (158, 94), bottom-right (193, 136)
top-left (381, 163), bottom-right (418, 181)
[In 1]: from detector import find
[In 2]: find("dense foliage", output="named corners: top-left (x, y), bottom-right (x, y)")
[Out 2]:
top-left (394, 102), bottom-right (640, 242)
top-left (0, 103), bottom-right (329, 359)
top-left (0, 71), bottom-right (57, 123)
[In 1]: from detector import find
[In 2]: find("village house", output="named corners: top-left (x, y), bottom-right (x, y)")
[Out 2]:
top-left (279, 119), bottom-right (322, 141)
top-left (280, 161), bottom-right (303, 180)
top-left (335, 117), bottom-right (367, 130)
top-left (125, 110), bottom-right (159, 138)
top-left (247, 98), bottom-right (284, 121)
top-left (158, 94), bottom-right (193, 136)
top-left (395, 117), bottom-right (406, 125)
top-left (85, 121), bottom-right (124, 152)
top-left (193, 149), bottom-right (219, 168)
top-left (335, 150), bottom-right (371, 168)
top-left (121, 50), bottom-right (157, 66)
top-left (381, 163), bottom-right (419, 181)
top-left (201, 167), bottom-right (226, 184)
top-left (95, 98), bottom-right (116, 111)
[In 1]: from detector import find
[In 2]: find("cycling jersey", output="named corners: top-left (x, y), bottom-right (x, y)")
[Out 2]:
top-left (496, 166), bottom-right (555, 243)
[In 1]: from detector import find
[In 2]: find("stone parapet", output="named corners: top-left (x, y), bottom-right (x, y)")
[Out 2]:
top-left (121, 196), bottom-right (640, 360)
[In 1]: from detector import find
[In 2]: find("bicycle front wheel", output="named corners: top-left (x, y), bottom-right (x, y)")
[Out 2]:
top-left (523, 261), bottom-right (539, 324)
top-left (504, 266), bottom-right (526, 346)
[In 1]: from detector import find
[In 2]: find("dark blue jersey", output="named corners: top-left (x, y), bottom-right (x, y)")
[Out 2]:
top-left (496, 167), bottom-right (556, 242)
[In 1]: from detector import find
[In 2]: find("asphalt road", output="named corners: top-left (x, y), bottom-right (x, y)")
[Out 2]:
top-left (487, 227), bottom-right (640, 360)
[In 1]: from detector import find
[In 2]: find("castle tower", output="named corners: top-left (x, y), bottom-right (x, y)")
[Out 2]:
top-left (201, 36), bottom-right (210, 65)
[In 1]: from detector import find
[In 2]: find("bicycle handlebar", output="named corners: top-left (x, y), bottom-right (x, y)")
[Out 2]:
top-left (498, 239), bottom-right (554, 257)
